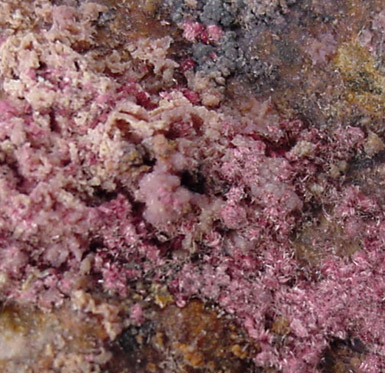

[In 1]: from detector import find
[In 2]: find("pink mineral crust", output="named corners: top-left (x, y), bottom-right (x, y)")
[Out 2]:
top-left (181, 22), bottom-right (223, 44)
top-left (304, 32), bottom-right (338, 65)
top-left (0, 1), bottom-right (385, 372)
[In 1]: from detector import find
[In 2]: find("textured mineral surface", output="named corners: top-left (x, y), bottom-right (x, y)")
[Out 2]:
top-left (0, 0), bottom-right (384, 372)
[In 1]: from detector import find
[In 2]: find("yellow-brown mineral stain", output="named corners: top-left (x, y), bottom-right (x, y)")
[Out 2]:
top-left (295, 210), bottom-right (362, 266)
top-left (335, 41), bottom-right (385, 116)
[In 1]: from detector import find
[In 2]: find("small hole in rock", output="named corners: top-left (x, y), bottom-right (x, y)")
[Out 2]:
top-left (180, 169), bottom-right (205, 194)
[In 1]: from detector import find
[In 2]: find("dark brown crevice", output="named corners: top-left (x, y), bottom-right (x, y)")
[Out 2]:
top-left (180, 169), bottom-right (206, 194)
top-left (318, 336), bottom-right (368, 373)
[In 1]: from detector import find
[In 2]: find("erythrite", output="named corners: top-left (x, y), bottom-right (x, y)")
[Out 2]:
top-left (0, 0), bottom-right (385, 372)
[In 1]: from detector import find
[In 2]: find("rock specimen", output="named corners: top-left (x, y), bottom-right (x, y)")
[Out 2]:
top-left (0, 0), bottom-right (384, 372)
